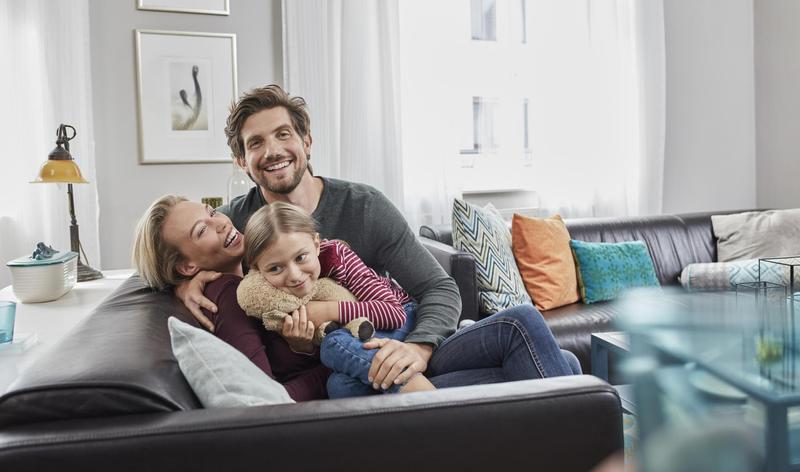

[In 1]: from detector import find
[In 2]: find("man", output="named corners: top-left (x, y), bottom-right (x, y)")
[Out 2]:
top-left (179, 84), bottom-right (462, 389)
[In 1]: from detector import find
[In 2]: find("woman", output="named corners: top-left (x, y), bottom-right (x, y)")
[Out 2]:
top-left (132, 195), bottom-right (580, 401)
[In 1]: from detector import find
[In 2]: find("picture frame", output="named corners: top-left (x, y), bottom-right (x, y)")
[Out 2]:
top-left (137, 0), bottom-right (229, 16)
top-left (135, 30), bottom-right (238, 164)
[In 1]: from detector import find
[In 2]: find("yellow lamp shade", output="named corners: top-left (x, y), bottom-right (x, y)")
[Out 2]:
top-left (31, 159), bottom-right (88, 184)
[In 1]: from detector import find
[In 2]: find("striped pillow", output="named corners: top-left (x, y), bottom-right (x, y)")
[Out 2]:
top-left (452, 199), bottom-right (532, 315)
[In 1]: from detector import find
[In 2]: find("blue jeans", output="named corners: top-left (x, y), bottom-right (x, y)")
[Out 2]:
top-left (321, 302), bottom-right (417, 398)
top-left (322, 303), bottom-right (581, 398)
top-left (426, 304), bottom-right (581, 388)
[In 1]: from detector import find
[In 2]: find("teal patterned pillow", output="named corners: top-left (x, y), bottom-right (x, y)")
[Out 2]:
top-left (570, 240), bottom-right (660, 304)
top-left (452, 199), bottom-right (532, 314)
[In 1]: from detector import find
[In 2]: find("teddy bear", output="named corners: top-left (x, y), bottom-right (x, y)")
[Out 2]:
top-left (236, 271), bottom-right (375, 345)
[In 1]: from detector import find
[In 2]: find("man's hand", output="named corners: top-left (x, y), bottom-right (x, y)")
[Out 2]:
top-left (282, 306), bottom-right (316, 354)
top-left (363, 339), bottom-right (433, 390)
top-left (175, 270), bottom-right (222, 331)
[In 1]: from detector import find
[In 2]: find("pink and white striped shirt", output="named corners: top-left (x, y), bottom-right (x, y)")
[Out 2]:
top-left (318, 239), bottom-right (412, 330)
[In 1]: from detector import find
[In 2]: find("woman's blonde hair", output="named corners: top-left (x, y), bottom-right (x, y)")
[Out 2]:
top-left (132, 195), bottom-right (189, 291)
top-left (244, 201), bottom-right (317, 270)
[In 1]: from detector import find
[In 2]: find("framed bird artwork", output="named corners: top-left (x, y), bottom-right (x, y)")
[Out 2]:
top-left (135, 30), bottom-right (237, 164)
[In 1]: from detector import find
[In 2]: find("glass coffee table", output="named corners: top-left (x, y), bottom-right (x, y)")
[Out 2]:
top-left (760, 256), bottom-right (800, 296)
top-left (618, 288), bottom-right (800, 471)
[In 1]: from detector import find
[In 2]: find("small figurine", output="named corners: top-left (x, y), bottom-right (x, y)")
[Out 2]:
top-left (32, 242), bottom-right (58, 260)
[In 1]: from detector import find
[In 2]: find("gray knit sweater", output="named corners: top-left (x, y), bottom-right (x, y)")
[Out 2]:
top-left (218, 177), bottom-right (461, 347)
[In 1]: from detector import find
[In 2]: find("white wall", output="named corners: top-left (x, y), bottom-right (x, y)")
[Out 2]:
top-left (661, 0), bottom-right (757, 214)
top-left (88, 0), bottom-right (282, 270)
top-left (754, 0), bottom-right (800, 209)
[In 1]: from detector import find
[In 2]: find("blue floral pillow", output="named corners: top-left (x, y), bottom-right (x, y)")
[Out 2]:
top-left (570, 240), bottom-right (660, 304)
top-left (452, 199), bottom-right (532, 314)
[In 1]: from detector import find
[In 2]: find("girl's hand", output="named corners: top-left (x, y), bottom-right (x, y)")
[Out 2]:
top-left (304, 301), bottom-right (339, 327)
top-left (282, 305), bottom-right (315, 354)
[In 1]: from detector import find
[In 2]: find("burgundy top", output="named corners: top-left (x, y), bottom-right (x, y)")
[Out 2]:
top-left (202, 274), bottom-right (330, 402)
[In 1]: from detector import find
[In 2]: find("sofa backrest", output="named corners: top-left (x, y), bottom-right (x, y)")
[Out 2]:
top-left (0, 275), bottom-right (202, 427)
top-left (419, 209), bottom-right (762, 287)
top-left (565, 215), bottom-right (696, 285)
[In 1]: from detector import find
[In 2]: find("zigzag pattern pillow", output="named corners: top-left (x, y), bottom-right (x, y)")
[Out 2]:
top-left (452, 199), bottom-right (532, 314)
top-left (680, 259), bottom-right (788, 291)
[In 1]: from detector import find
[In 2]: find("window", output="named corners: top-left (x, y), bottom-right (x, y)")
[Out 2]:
top-left (523, 98), bottom-right (532, 165)
top-left (461, 97), bottom-right (498, 155)
top-left (471, 0), bottom-right (496, 41)
top-left (399, 0), bottom-right (538, 193)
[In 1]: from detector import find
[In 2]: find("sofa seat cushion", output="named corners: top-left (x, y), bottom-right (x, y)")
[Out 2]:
top-left (544, 301), bottom-right (620, 373)
top-left (0, 276), bottom-right (202, 427)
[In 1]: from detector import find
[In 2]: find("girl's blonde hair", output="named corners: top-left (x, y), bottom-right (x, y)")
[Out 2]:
top-left (132, 195), bottom-right (189, 291)
top-left (244, 201), bottom-right (317, 270)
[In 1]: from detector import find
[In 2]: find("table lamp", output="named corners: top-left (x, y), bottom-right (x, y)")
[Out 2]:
top-left (31, 124), bottom-right (103, 282)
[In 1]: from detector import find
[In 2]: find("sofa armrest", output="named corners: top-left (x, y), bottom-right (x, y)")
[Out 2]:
top-left (418, 236), bottom-right (480, 321)
top-left (0, 375), bottom-right (622, 472)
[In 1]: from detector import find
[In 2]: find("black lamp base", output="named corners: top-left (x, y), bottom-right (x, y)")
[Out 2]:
top-left (77, 260), bottom-right (103, 282)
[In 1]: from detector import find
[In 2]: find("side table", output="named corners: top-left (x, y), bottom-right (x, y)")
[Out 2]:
top-left (591, 331), bottom-right (635, 414)
top-left (0, 269), bottom-right (133, 393)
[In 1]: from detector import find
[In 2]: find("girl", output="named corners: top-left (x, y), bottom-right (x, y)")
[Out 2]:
top-left (243, 201), bottom-right (436, 397)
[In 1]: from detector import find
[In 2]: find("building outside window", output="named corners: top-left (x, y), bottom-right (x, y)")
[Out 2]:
top-left (471, 0), bottom-right (497, 41)
top-left (461, 96), bottom-right (498, 155)
top-left (398, 0), bottom-right (536, 193)
top-left (523, 98), bottom-right (532, 165)
top-left (458, 0), bottom-right (534, 190)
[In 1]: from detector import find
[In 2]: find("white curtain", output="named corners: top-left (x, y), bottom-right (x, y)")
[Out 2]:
top-left (395, 1), bottom-right (463, 229)
top-left (281, 0), bottom-right (664, 231)
top-left (282, 0), bottom-right (405, 211)
top-left (530, 0), bottom-right (665, 217)
top-left (0, 0), bottom-right (100, 287)
top-left (282, 0), bottom-right (463, 230)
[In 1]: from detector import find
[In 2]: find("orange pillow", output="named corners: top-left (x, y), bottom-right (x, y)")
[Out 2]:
top-left (511, 214), bottom-right (579, 311)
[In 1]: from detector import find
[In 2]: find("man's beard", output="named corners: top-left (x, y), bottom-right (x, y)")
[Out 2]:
top-left (256, 156), bottom-right (307, 195)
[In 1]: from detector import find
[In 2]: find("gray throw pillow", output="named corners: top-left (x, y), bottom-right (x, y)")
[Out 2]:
top-left (168, 317), bottom-right (295, 408)
top-left (711, 209), bottom-right (800, 262)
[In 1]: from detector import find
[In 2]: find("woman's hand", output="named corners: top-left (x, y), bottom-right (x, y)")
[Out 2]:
top-left (363, 340), bottom-right (433, 390)
top-left (174, 270), bottom-right (222, 331)
top-left (282, 305), bottom-right (316, 354)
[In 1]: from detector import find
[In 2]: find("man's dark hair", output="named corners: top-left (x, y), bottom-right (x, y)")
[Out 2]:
top-left (225, 85), bottom-right (312, 168)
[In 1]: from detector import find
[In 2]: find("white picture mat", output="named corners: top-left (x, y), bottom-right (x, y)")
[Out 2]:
top-left (136, 30), bottom-right (237, 164)
top-left (137, 0), bottom-right (229, 15)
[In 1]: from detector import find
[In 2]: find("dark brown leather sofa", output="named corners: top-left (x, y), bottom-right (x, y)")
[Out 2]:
top-left (419, 209), bottom-right (757, 372)
top-left (0, 275), bottom-right (622, 471)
